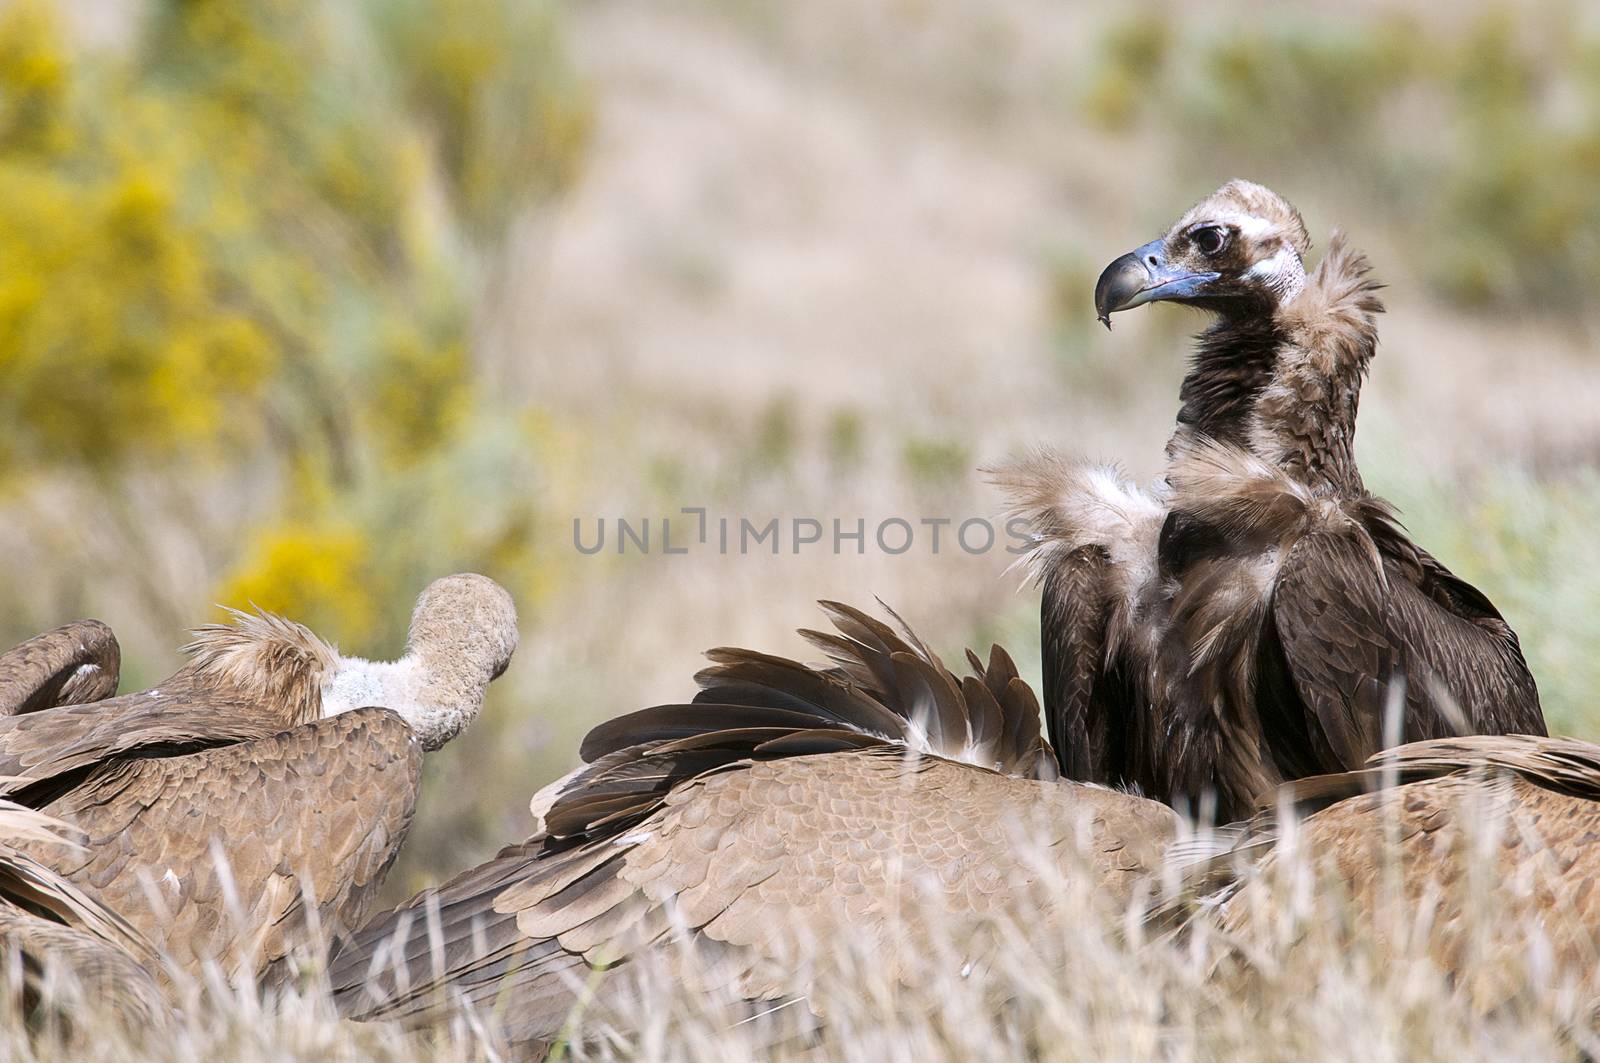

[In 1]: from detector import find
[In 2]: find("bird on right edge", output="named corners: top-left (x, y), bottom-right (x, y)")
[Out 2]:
top-left (996, 179), bottom-right (1543, 822)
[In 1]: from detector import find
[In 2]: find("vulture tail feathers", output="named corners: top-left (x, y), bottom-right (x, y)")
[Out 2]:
top-left (542, 602), bottom-right (1059, 843)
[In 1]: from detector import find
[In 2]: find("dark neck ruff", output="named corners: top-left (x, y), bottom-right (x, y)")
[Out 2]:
top-left (1168, 315), bottom-right (1283, 454)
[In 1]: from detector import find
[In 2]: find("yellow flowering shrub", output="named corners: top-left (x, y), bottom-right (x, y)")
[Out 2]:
top-left (0, 6), bottom-right (277, 470)
top-left (218, 520), bottom-right (378, 649)
top-left (0, 0), bottom-right (69, 155)
top-left (0, 0), bottom-right (587, 643)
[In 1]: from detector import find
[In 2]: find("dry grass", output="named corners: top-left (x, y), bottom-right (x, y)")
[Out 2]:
top-left (9, 790), bottom-right (1600, 1061)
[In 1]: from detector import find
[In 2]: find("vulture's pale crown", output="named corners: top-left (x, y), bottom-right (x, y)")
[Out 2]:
top-left (1095, 179), bottom-right (1312, 327)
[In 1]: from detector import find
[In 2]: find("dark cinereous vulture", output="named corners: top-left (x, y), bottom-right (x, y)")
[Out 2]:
top-left (329, 603), bottom-right (1184, 1047)
top-left (996, 179), bottom-right (1543, 821)
top-left (0, 573), bottom-right (518, 987)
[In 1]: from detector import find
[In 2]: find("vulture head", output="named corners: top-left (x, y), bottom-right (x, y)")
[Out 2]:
top-left (396, 573), bottom-right (520, 749)
top-left (1094, 179), bottom-right (1312, 328)
top-left (318, 573), bottom-right (520, 751)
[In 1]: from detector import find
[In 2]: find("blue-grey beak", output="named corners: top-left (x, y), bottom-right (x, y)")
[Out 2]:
top-left (1093, 239), bottom-right (1221, 329)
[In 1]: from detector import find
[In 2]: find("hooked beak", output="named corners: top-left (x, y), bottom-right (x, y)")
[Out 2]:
top-left (1093, 239), bottom-right (1221, 329)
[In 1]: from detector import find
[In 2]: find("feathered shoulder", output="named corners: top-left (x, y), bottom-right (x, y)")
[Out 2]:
top-left (987, 449), bottom-right (1167, 581)
top-left (181, 608), bottom-right (339, 729)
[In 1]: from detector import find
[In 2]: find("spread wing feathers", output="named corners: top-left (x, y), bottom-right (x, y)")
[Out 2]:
top-left (331, 837), bottom-right (643, 1043)
top-left (332, 605), bottom-right (1162, 1044)
top-left (332, 748), bottom-right (1178, 1045)
top-left (1269, 516), bottom-right (1543, 774)
top-left (1271, 734), bottom-right (1600, 811)
top-left (0, 800), bottom-right (169, 1031)
top-left (548, 600), bottom-right (1056, 841)
top-left (705, 599), bottom-right (1054, 777)
top-left (1221, 737), bottom-right (1600, 992)
top-left (20, 708), bottom-right (421, 984)
top-left (804, 599), bottom-right (1053, 778)
top-left (1172, 734), bottom-right (1600, 914)
top-left (0, 608), bottom-right (340, 801)
top-left (0, 621), bottom-right (121, 716)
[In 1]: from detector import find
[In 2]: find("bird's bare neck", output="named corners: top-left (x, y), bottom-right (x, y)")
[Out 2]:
top-left (1167, 317), bottom-right (1282, 454)
top-left (1168, 243), bottom-right (1381, 495)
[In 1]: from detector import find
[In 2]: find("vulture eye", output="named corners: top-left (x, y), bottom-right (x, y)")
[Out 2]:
top-left (1191, 226), bottom-right (1227, 257)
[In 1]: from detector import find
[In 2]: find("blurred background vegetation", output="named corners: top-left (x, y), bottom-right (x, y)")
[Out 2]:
top-left (2, 0), bottom-right (1598, 897)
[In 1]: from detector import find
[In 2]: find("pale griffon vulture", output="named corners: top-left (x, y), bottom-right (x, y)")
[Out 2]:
top-left (328, 605), bottom-right (1594, 1050)
top-left (0, 573), bottom-right (518, 986)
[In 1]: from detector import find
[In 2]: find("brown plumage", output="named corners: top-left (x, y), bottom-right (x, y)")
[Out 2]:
top-left (0, 620), bottom-right (121, 716)
top-left (35, 707), bottom-right (424, 987)
top-left (0, 574), bottom-right (518, 987)
top-left (0, 612), bottom-right (339, 801)
top-left (1220, 735), bottom-right (1600, 1011)
top-left (999, 180), bottom-right (1542, 821)
top-left (329, 603), bottom-right (1182, 1047)
top-left (0, 800), bottom-right (168, 1037)
top-left (329, 600), bottom-right (1575, 1046)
